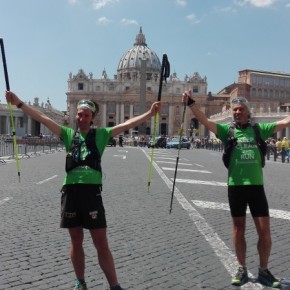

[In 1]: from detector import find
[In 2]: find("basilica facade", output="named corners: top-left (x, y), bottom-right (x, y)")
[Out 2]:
top-left (66, 27), bottom-right (225, 137)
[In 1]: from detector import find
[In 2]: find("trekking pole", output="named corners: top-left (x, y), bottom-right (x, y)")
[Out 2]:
top-left (0, 38), bottom-right (21, 182)
top-left (169, 100), bottom-right (186, 213)
top-left (147, 54), bottom-right (170, 192)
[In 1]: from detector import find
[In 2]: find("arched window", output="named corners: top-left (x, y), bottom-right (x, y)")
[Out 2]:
top-left (269, 90), bottom-right (273, 98)
top-left (107, 103), bottom-right (116, 114)
top-left (252, 88), bottom-right (256, 97)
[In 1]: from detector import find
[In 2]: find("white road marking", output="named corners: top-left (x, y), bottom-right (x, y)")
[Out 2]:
top-left (156, 160), bottom-right (192, 166)
top-left (156, 161), bottom-right (193, 166)
top-left (192, 200), bottom-right (290, 220)
top-left (174, 178), bottom-right (227, 186)
top-left (142, 148), bottom-right (262, 289)
top-left (36, 175), bottom-right (58, 184)
top-left (162, 167), bottom-right (212, 174)
top-left (194, 163), bottom-right (204, 167)
top-left (0, 197), bottom-right (12, 205)
top-left (118, 150), bottom-right (128, 153)
top-left (154, 157), bottom-right (179, 161)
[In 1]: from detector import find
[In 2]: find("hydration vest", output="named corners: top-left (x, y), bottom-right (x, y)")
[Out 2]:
top-left (65, 129), bottom-right (102, 173)
top-left (222, 123), bottom-right (267, 169)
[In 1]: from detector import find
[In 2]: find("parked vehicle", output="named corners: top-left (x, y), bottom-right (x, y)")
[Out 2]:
top-left (166, 137), bottom-right (190, 149)
top-left (147, 136), bottom-right (167, 148)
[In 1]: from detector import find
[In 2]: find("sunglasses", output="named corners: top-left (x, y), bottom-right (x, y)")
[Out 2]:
top-left (231, 97), bottom-right (248, 104)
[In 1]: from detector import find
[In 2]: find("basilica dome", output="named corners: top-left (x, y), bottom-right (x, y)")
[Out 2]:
top-left (117, 27), bottom-right (161, 81)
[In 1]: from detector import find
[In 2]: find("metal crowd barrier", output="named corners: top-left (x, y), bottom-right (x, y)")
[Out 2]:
top-left (266, 145), bottom-right (290, 163)
top-left (0, 138), bottom-right (64, 163)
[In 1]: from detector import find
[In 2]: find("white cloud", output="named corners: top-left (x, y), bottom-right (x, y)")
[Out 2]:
top-left (186, 13), bottom-right (200, 24)
top-left (286, 3), bottom-right (290, 7)
top-left (234, 0), bottom-right (276, 8)
top-left (67, 0), bottom-right (80, 5)
top-left (220, 6), bottom-right (237, 13)
top-left (120, 18), bottom-right (138, 25)
top-left (97, 16), bottom-right (112, 25)
top-left (92, 0), bottom-right (120, 10)
top-left (176, 0), bottom-right (187, 7)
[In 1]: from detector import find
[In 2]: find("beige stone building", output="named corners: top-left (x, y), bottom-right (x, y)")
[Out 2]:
top-left (0, 98), bottom-right (65, 138)
top-left (66, 28), bottom-right (225, 137)
top-left (209, 69), bottom-right (290, 139)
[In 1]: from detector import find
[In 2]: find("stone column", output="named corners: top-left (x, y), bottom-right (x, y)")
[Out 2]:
top-left (120, 103), bottom-right (124, 123)
top-left (102, 103), bottom-right (107, 127)
top-left (27, 116), bottom-right (32, 135)
top-left (129, 104), bottom-right (134, 135)
top-left (286, 127), bottom-right (290, 139)
top-left (116, 103), bottom-right (120, 125)
top-left (168, 104), bottom-right (174, 136)
top-left (130, 104), bottom-right (133, 118)
top-left (6, 116), bottom-right (10, 134)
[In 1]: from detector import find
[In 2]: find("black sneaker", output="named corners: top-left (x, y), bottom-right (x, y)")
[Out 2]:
top-left (258, 268), bottom-right (281, 288)
top-left (110, 286), bottom-right (125, 290)
top-left (231, 267), bottom-right (249, 286)
top-left (74, 280), bottom-right (88, 290)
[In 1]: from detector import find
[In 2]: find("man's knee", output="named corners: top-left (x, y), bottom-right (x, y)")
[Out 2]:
top-left (69, 228), bottom-right (84, 245)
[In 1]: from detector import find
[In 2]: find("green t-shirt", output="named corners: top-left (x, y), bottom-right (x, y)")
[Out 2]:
top-left (217, 123), bottom-right (275, 186)
top-left (61, 126), bottom-right (112, 185)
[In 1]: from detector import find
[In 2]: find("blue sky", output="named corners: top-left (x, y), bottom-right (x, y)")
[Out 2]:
top-left (1, 0), bottom-right (290, 111)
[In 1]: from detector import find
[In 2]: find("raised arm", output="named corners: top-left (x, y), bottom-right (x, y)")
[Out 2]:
top-left (111, 101), bottom-right (161, 137)
top-left (182, 90), bottom-right (217, 135)
top-left (275, 115), bottom-right (290, 133)
top-left (5, 91), bottom-right (62, 137)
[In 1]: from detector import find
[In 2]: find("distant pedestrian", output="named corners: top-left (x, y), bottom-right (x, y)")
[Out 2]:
top-left (276, 138), bottom-right (282, 154)
top-left (281, 137), bottom-right (289, 150)
top-left (118, 135), bottom-right (123, 147)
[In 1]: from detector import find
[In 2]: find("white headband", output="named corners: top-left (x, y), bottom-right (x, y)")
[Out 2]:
top-left (77, 100), bottom-right (96, 113)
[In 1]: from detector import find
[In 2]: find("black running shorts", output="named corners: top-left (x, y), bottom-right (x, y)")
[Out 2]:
top-left (60, 184), bottom-right (107, 229)
top-left (228, 185), bottom-right (269, 217)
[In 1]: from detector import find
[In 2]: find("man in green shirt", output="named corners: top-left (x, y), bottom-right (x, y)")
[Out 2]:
top-left (6, 91), bottom-right (161, 290)
top-left (183, 90), bottom-right (290, 288)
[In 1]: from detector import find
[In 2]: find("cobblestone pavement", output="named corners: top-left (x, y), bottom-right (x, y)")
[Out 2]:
top-left (0, 147), bottom-right (290, 290)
